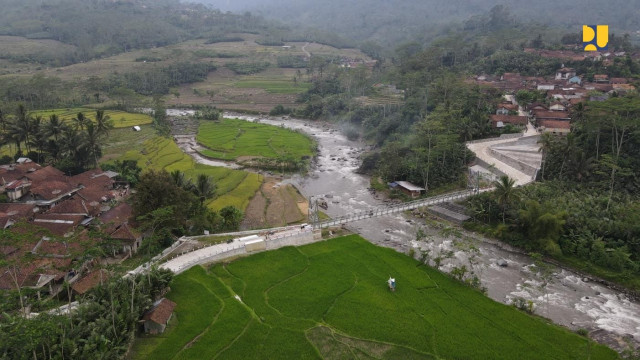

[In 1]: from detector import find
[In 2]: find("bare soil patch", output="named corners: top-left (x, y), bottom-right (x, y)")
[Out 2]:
top-left (241, 178), bottom-right (306, 229)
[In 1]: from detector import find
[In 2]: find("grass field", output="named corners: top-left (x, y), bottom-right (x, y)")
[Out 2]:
top-left (114, 136), bottom-right (262, 212)
top-left (130, 235), bottom-right (618, 360)
top-left (31, 108), bottom-right (152, 128)
top-left (196, 118), bottom-right (315, 161)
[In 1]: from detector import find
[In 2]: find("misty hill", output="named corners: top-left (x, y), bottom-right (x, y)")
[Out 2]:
top-left (0, 0), bottom-right (281, 63)
top-left (195, 0), bottom-right (640, 46)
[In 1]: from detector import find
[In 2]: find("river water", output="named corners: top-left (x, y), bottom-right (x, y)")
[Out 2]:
top-left (183, 111), bottom-right (640, 351)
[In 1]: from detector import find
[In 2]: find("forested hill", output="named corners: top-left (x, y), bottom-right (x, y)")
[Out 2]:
top-left (196, 0), bottom-right (640, 47)
top-left (0, 0), bottom-right (280, 62)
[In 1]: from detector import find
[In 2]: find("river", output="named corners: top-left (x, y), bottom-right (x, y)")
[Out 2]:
top-left (179, 110), bottom-right (640, 352)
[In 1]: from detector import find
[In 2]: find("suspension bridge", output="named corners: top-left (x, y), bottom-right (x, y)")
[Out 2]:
top-left (309, 187), bottom-right (487, 229)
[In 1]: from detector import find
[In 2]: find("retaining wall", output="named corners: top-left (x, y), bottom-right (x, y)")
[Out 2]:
top-left (488, 148), bottom-right (538, 177)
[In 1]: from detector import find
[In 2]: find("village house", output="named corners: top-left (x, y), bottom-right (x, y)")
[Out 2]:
top-left (496, 103), bottom-right (518, 115)
top-left (532, 110), bottom-right (571, 122)
top-left (143, 298), bottom-right (177, 334)
top-left (490, 115), bottom-right (528, 128)
top-left (0, 203), bottom-right (37, 229)
top-left (548, 102), bottom-right (567, 112)
top-left (537, 119), bottom-right (571, 135)
top-left (555, 67), bottom-right (576, 80)
top-left (71, 269), bottom-right (110, 296)
top-left (389, 181), bottom-right (425, 198)
top-left (593, 74), bottom-right (609, 83)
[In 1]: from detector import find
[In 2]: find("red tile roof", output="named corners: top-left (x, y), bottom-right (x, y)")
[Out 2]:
top-left (25, 166), bottom-right (65, 183)
top-left (0, 203), bottom-right (36, 220)
top-left (110, 223), bottom-right (140, 242)
top-left (99, 203), bottom-right (133, 229)
top-left (0, 163), bottom-right (41, 184)
top-left (48, 196), bottom-right (93, 216)
top-left (143, 298), bottom-right (176, 325)
top-left (30, 180), bottom-right (78, 201)
top-left (533, 111), bottom-right (571, 120)
top-left (538, 120), bottom-right (571, 129)
top-left (497, 103), bottom-right (518, 110)
top-left (32, 214), bottom-right (85, 236)
top-left (611, 78), bottom-right (628, 84)
top-left (490, 115), bottom-right (528, 126)
top-left (71, 269), bottom-right (109, 295)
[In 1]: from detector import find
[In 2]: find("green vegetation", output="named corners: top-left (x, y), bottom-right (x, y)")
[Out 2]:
top-left (31, 108), bottom-right (152, 128)
top-left (133, 235), bottom-right (617, 360)
top-left (197, 118), bottom-right (315, 171)
top-left (0, 268), bottom-right (173, 360)
top-left (225, 62), bottom-right (271, 75)
top-left (467, 95), bottom-right (640, 290)
top-left (117, 136), bottom-right (262, 212)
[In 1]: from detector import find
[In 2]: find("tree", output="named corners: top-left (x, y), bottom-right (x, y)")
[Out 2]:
top-left (219, 206), bottom-right (243, 231)
top-left (95, 109), bottom-right (113, 136)
top-left (83, 122), bottom-right (103, 168)
top-left (193, 174), bottom-right (216, 206)
top-left (72, 112), bottom-right (89, 131)
top-left (537, 132), bottom-right (554, 180)
top-left (492, 175), bottom-right (519, 224)
top-left (45, 114), bottom-right (64, 142)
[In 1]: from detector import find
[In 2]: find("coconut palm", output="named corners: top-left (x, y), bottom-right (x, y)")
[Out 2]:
top-left (493, 175), bottom-right (519, 224)
top-left (171, 170), bottom-right (193, 190)
top-left (570, 150), bottom-right (594, 182)
top-left (537, 132), bottom-right (554, 180)
top-left (83, 122), bottom-right (103, 168)
top-left (5, 116), bottom-right (29, 156)
top-left (193, 174), bottom-right (216, 206)
top-left (61, 125), bottom-right (83, 160)
top-left (0, 108), bottom-right (7, 132)
top-left (72, 112), bottom-right (89, 131)
top-left (95, 109), bottom-right (113, 136)
top-left (45, 114), bottom-right (64, 142)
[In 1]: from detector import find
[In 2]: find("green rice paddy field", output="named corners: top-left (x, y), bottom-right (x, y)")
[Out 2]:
top-left (130, 235), bottom-right (618, 360)
top-left (31, 108), bottom-right (152, 128)
top-left (196, 118), bottom-right (314, 161)
top-left (116, 136), bottom-right (262, 211)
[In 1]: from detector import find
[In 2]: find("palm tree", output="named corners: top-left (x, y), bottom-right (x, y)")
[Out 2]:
top-left (193, 174), bottom-right (216, 206)
top-left (83, 123), bottom-right (103, 168)
top-left (0, 108), bottom-right (7, 133)
top-left (493, 175), bottom-right (519, 224)
top-left (570, 150), bottom-right (594, 182)
top-left (72, 112), bottom-right (89, 131)
top-left (5, 116), bottom-right (28, 156)
top-left (95, 110), bottom-right (113, 136)
top-left (537, 132), bottom-right (554, 180)
top-left (45, 114), bottom-right (64, 142)
top-left (61, 125), bottom-right (83, 161)
top-left (170, 170), bottom-right (192, 190)
top-left (28, 116), bottom-right (46, 162)
top-left (558, 133), bottom-right (577, 179)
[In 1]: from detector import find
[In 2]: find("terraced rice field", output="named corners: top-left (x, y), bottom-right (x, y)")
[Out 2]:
top-left (233, 78), bottom-right (312, 94)
top-left (130, 235), bottom-right (618, 360)
top-left (117, 137), bottom-right (262, 211)
top-left (31, 108), bottom-right (152, 128)
top-left (196, 118), bottom-right (314, 161)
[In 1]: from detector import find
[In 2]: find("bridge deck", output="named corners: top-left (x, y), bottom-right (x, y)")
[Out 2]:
top-left (315, 189), bottom-right (482, 228)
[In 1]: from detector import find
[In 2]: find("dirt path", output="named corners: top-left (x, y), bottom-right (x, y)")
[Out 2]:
top-left (302, 42), bottom-right (311, 59)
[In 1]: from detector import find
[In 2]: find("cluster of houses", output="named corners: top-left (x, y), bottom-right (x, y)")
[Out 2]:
top-left (0, 159), bottom-right (143, 300)
top-left (479, 66), bottom-right (636, 136)
top-left (340, 57), bottom-right (378, 70)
